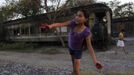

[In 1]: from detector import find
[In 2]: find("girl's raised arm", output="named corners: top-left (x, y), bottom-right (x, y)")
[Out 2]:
top-left (41, 21), bottom-right (71, 29)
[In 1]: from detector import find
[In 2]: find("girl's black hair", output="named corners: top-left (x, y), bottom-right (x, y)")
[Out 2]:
top-left (78, 9), bottom-right (89, 27)
top-left (78, 9), bottom-right (89, 18)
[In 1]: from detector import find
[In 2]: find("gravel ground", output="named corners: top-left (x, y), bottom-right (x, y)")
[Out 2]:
top-left (0, 38), bottom-right (133, 75)
top-left (0, 61), bottom-right (71, 75)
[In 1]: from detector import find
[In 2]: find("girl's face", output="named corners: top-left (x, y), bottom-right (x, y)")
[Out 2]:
top-left (75, 11), bottom-right (86, 25)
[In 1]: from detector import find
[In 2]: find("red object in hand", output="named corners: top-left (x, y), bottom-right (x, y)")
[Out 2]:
top-left (40, 23), bottom-right (50, 29)
top-left (95, 62), bottom-right (103, 70)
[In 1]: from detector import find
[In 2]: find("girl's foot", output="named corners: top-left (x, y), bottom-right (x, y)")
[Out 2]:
top-left (70, 72), bottom-right (75, 75)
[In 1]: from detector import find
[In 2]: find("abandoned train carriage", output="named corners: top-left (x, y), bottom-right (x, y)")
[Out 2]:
top-left (3, 3), bottom-right (112, 48)
top-left (112, 16), bottom-right (134, 37)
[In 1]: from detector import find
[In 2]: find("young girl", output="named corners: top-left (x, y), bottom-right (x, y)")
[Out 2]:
top-left (41, 10), bottom-right (103, 75)
top-left (116, 29), bottom-right (128, 54)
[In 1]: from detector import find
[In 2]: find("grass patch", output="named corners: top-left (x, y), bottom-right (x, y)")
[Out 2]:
top-left (81, 72), bottom-right (134, 75)
top-left (0, 42), bottom-right (38, 52)
top-left (0, 42), bottom-right (63, 54)
top-left (106, 73), bottom-right (134, 75)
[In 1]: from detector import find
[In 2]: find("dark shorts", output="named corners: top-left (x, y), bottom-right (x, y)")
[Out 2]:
top-left (68, 48), bottom-right (83, 59)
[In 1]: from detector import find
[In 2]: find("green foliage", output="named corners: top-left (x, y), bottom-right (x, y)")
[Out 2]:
top-left (15, 0), bottom-right (41, 17)
top-left (0, 5), bottom-right (15, 22)
top-left (81, 72), bottom-right (134, 75)
top-left (114, 2), bottom-right (134, 18)
top-left (0, 0), bottom-right (41, 19)
top-left (106, 0), bottom-right (134, 18)
top-left (0, 4), bottom-right (14, 41)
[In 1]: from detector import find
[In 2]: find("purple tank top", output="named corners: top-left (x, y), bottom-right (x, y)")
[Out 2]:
top-left (68, 20), bottom-right (91, 50)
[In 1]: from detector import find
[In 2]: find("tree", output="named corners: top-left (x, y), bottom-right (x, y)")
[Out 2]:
top-left (104, 0), bottom-right (134, 18)
top-left (0, 0), bottom-right (17, 21)
top-left (42, 0), bottom-right (69, 47)
top-left (0, 5), bottom-right (14, 41)
top-left (0, 0), bottom-right (42, 19)
top-left (66, 0), bottom-right (95, 7)
top-left (108, 0), bottom-right (121, 11)
top-left (15, 0), bottom-right (41, 17)
top-left (114, 2), bottom-right (134, 18)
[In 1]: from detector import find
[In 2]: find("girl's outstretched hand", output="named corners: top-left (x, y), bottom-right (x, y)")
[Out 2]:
top-left (44, 25), bottom-right (51, 29)
top-left (95, 61), bottom-right (103, 70)
top-left (40, 23), bottom-right (51, 29)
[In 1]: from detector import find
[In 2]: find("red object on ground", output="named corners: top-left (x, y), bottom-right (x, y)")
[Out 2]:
top-left (40, 23), bottom-right (50, 29)
top-left (95, 62), bottom-right (103, 70)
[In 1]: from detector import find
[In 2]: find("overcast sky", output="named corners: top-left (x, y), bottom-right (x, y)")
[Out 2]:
top-left (0, 0), bottom-right (134, 6)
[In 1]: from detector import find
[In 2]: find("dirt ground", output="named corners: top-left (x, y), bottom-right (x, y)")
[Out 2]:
top-left (0, 37), bottom-right (134, 75)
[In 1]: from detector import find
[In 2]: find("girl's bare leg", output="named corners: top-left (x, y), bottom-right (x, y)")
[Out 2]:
top-left (115, 46), bottom-right (119, 54)
top-left (74, 59), bottom-right (81, 75)
top-left (122, 47), bottom-right (128, 54)
top-left (71, 55), bottom-right (75, 75)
